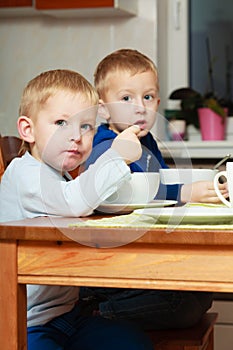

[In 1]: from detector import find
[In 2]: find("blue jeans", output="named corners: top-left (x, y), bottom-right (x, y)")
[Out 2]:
top-left (27, 303), bottom-right (153, 350)
top-left (79, 288), bottom-right (213, 330)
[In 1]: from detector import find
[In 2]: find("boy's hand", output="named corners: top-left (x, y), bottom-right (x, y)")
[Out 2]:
top-left (111, 125), bottom-right (142, 164)
top-left (180, 181), bottom-right (229, 203)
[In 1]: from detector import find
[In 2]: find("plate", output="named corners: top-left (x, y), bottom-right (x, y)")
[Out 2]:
top-left (96, 200), bottom-right (177, 214)
top-left (134, 206), bottom-right (233, 224)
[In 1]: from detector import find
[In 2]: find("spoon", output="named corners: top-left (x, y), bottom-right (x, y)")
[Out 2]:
top-left (213, 154), bottom-right (231, 170)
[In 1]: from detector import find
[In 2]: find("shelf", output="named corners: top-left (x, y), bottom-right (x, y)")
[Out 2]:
top-left (158, 141), bottom-right (233, 159)
top-left (0, 7), bottom-right (38, 16)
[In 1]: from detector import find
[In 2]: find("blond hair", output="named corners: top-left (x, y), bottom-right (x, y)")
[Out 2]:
top-left (19, 69), bottom-right (98, 154)
top-left (94, 49), bottom-right (159, 98)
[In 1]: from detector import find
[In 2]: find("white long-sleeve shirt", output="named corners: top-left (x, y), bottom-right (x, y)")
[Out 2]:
top-left (0, 150), bottom-right (131, 327)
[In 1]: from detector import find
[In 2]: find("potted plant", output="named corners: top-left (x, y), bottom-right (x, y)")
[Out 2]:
top-left (169, 87), bottom-right (229, 140)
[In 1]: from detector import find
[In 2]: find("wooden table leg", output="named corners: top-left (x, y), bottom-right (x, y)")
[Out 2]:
top-left (18, 283), bottom-right (27, 350)
top-left (0, 240), bottom-right (27, 350)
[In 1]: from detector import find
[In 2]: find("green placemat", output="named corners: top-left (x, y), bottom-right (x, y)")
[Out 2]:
top-left (69, 203), bottom-right (233, 230)
top-left (69, 212), bottom-right (156, 228)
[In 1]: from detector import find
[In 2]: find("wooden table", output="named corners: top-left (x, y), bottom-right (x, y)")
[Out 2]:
top-left (1, 216), bottom-right (233, 350)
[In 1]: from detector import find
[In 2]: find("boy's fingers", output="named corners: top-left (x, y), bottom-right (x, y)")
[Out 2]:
top-left (126, 124), bottom-right (141, 134)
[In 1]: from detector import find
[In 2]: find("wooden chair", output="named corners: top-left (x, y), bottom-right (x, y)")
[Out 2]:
top-left (0, 135), bottom-right (22, 170)
top-left (0, 147), bottom-right (4, 180)
top-left (146, 312), bottom-right (217, 350)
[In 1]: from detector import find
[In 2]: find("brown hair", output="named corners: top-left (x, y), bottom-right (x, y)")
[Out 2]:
top-left (94, 49), bottom-right (159, 99)
top-left (19, 69), bottom-right (98, 154)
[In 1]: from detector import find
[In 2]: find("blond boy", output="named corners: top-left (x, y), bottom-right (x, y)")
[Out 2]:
top-left (0, 69), bottom-right (153, 350)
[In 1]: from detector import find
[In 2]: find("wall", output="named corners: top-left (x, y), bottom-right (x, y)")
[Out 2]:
top-left (157, 0), bottom-right (189, 112)
top-left (156, 0), bottom-right (189, 141)
top-left (0, 0), bottom-right (158, 136)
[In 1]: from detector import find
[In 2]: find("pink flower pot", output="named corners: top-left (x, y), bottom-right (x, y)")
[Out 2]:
top-left (198, 108), bottom-right (227, 141)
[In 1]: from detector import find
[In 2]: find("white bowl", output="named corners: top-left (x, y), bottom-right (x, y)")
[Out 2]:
top-left (159, 168), bottom-right (218, 185)
top-left (103, 172), bottom-right (160, 205)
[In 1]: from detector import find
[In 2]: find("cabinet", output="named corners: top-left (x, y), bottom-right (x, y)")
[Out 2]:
top-left (0, 0), bottom-right (32, 6)
top-left (0, 0), bottom-right (37, 16)
top-left (36, 0), bottom-right (118, 10)
top-left (35, 0), bottom-right (137, 18)
top-left (0, 0), bottom-right (137, 17)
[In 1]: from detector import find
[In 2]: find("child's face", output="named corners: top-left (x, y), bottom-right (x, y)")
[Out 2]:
top-left (28, 91), bottom-right (97, 172)
top-left (101, 70), bottom-right (160, 137)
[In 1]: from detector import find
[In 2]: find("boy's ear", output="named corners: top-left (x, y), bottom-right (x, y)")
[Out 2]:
top-left (98, 99), bottom-right (110, 121)
top-left (17, 116), bottom-right (35, 143)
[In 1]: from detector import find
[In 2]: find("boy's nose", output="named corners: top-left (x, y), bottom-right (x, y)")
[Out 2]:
top-left (134, 100), bottom-right (146, 114)
top-left (70, 127), bottom-right (81, 142)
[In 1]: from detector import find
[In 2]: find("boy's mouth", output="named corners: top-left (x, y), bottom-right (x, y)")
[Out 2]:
top-left (67, 149), bottom-right (81, 155)
top-left (134, 120), bottom-right (147, 130)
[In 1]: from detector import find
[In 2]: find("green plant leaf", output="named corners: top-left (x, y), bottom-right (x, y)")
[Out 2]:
top-left (204, 98), bottom-right (226, 118)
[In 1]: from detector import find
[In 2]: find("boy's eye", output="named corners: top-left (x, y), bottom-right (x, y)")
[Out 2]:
top-left (55, 119), bottom-right (68, 126)
top-left (144, 95), bottom-right (153, 101)
top-left (122, 96), bottom-right (131, 102)
top-left (80, 124), bottom-right (93, 133)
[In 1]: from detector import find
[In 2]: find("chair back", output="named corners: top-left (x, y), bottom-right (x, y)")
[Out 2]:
top-left (0, 136), bottom-right (22, 170)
